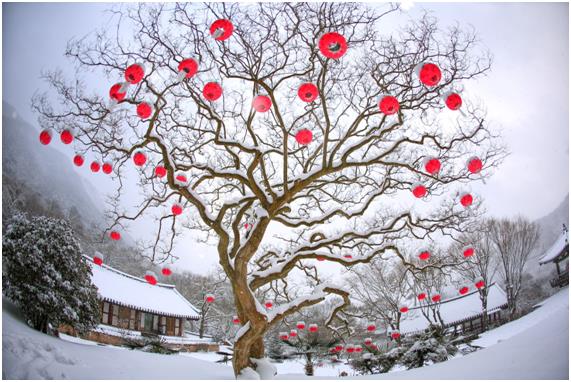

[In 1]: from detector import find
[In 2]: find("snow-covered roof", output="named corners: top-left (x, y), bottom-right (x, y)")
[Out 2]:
top-left (539, 230), bottom-right (569, 265)
top-left (400, 284), bottom-right (508, 334)
top-left (86, 256), bottom-right (200, 319)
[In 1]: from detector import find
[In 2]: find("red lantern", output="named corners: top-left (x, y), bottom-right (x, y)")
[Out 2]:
top-left (467, 157), bottom-right (483, 174)
top-left (171, 204), bottom-right (183, 216)
top-left (431, 294), bottom-right (441, 303)
top-left (463, 247), bottom-right (475, 258)
top-left (370, 344), bottom-right (378, 350)
top-left (319, 32), bottom-right (347, 59)
top-left (417, 292), bottom-right (427, 301)
top-left (364, 338), bottom-right (373, 346)
top-left (460, 193), bottom-right (473, 207)
top-left (475, 279), bottom-right (485, 289)
top-left (445, 92), bottom-right (462, 110)
top-left (110, 231), bottom-right (121, 241)
top-left (203, 82), bottom-right (223, 101)
top-left (162, 267), bottom-right (172, 276)
top-left (137, 102), bottom-right (153, 119)
top-left (298, 83), bottom-right (319, 102)
top-left (309, 324), bottom-right (318, 332)
top-left (379, 96), bottom-right (400, 115)
top-left (295, 129), bottom-right (313, 145)
top-left (424, 157), bottom-right (441, 175)
top-left (177, 58), bottom-right (198, 80)
top-left (279, 332), bottom-right (289, 341)
top-left (244, 223), bottom-right (251, 230)
top-left (133, 151), bottom-right (147, 167)
top-left (346, 345), bottom-right (355, 353)
top-left (155, 166), bottom-right (167, 178)
top-left (93, 256), bottom-right (103, 266)
top-left (335, 345), bottom-right (344, 352)
top-left (125, 63), bottom-right (145, 85)
top-left (210, 19), bottom-right (234, 41)
top-left (90, 161), bottom-right (101, 173)
top-left (289, 329), bottom-right (298, 337)
top-left (411, 183), bottom-right (427, 198)
top-left (73, 154), bottom-right (84, 167)
top-left (39, 129), bottom-right (53, 145)
top-left (459, 286), bottom-right (469, 295)
top-left (344, 254), bottom-right (353, 260)
top-left (418, 250), bottom-right (431, 261)
top-left (252, 95), bottom-right (272, 113)
top-left (316, 256), bottom-right (325, 261)
top-left (391, 331), bottom-right (401, 340)
top-left (264, 300), bottom-right (273, 309)
top-left (60, 129), bottom-right (74, 145)
top-left (102, 162), bottom-right (113, 175)
top-left (109, 83), bottom-right (127, 102)
top-left (418, 63), bottom-right (442, 87)
top-left (205, 294), bottom-right (215, 303)
top-left (232, 316), bottom-right (241, 325)
top-left (175, 173), bottom-right (188, 185)
top-left (400, 306), bottom-right (409, 313)
top-left (296, 321), bottom-right (305, 330)
top-left (354, 345), bottom-right (363, 353)
top-left (145, 271), bottom-right (157, 285)
top-left (367, 323), bottom-right (376, 332)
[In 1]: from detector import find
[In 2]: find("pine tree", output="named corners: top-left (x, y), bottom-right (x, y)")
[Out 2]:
top-left (2, 213), bottom-right (100, 334)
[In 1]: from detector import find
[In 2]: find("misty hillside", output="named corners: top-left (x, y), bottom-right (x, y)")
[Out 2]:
top-left (2, 102), bottom-right (103, 225)
top-left (534, 194), bottom-right (569, 255)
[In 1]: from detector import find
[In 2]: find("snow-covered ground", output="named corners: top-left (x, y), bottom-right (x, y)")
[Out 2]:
top-left (3, 289), bottom-right (569, 379)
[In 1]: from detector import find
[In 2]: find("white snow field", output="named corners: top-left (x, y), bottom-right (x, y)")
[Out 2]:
top-left (2, 288), bottom-right (569, 379)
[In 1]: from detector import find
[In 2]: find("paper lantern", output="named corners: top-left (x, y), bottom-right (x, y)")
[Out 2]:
top-left (369, 344), bottom-right (378, 351)
top-left (467, 157), bottom-right (483, 174)
top-left (296, 321), bottom-right (305, 330)
top-left (460, 193), bottom-right (473, 207)
top-left (110, 231), bottom-right (121, 241)
top-left (264, 300), bottom-right (273, 309)
top-left (309, 324), bottom-right (318, 332)
top-left (346, 345), bottom-right (355, 353)
top-left (145, 271), bottom-right (157, 285)
top-left (298, 83), bottom-right (319, 102)
top-left (175, 173), bottom-right (188, 185)
top-left (244, 223), bottom-right (251, 230)
top-left (417, 292), bottom-right (427, 301)
top-left (289, 329), bottom-right (298, 337)
top-left (431, 294), bottom-right (441, 303)
top-left (411, 183), bottom-right (427, 198)
top-left (137, 102), bottom-right (153, 119)
top-left (133, 151), bottom-right (147, 167)
top-left (125, 63), bottom-right (145, 85)
top-left (73, 154), bottom-right (84, 167)
top-left (424, 157), bottom-right (441, 175)
top-left (344, 254), bottom-right (353, 260)
top-left (418, 250), bottom-right (431, 261)
top-left (391, 331), bottom-right (401, 340)
top-left (93, 256), bottom-right (103, 266)
top-left (335, 345), bottom-right (344, 352)
top-left (317, 256), bottom-right (325, 262)
top-left (318, 32), bottom-right (347, 59)
top-left (60, 129), bottom-right (74, 145)
top-left (203, 82), bottom-right (223, 101)
top-left (161, 267), bottom-right (172, 276)
top-left (90, 161), bottom-right (101, 173)
top-left (252, 95), bottom-right (272, 113)
top-left (364, 338), bottom-right (373, 346)
top-left (155, 166), bottom-right (167, 178)
top-left (210, 19), bottom-right (234, 41)
top-left (379, 96), bottom-right (400, 115)
top-left (459, 286), bottom-right (469, 295)
top-left (475, 279), bottom-right (485, 289)
top-left (399, 306), bottom-right (409, 313)
top-left (279, 332), bottom-right (289, 341)
top-left (102, 162), bottom-right (113, 175)
top-left (418, 63), bottom-right (442, 87)
top-left (205, 294), bottom-right (215, 303)
top-left (445, 92), bottom-right (462, 110)
top-left (366, 323), bottom-right (376, 332)
top-left (295, 129), bottom-right (313, 145)
top-left (171, 204), bottom-right (183, 216)
top-left (177, 58), bottom-right (198, 81)
top-left (463, 247), bottom-right (475, 258)
top-left (232, 316), bottom-right (241, 325)
top-left (329, 348), bottom-right (337, 354)
top-left (39, 129), bottom-right (53, 145)
top-left (109, 83), bottom-right (127, 102)
top-left (354, 345), bottom-right (363, 353)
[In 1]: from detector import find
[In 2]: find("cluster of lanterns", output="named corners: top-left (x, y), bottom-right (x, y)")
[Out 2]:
top-left (145, 271), bottom-right (158, 285)
top-left (278, 321), bottom-right (319, 341)
top-left (72, 154), bottom-right (115, 175)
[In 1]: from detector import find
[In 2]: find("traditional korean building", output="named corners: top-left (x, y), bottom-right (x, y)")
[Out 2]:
top-left (539, 226), bottom-right (569, 288)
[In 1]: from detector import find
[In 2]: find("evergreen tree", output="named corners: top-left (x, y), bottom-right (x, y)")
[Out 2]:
top-left (2, 213), bottom-right (100, 334)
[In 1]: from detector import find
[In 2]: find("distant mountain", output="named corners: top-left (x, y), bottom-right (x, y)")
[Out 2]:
top-left (2, 101), bottom-right (104, 225)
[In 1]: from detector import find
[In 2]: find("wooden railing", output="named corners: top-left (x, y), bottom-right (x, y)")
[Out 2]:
top-left (550, 271), bottom-right (569, 288)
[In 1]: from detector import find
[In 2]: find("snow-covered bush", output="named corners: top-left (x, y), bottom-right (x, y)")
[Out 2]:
top-left (2, 213), bottom-right (99, 334)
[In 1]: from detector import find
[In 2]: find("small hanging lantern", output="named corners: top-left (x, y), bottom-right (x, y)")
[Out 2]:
top-left (205, 294), bottom-right (215, 303)
top-left (264, 300), bottom-right (273, 309)
top-left (295, 129), bottom-right (313, 145)
top-left (161, 267), bottom-right (172, 276)
top-left (298, 83), bottom-right (319, 103)
top-left (60, 129), bottom-right (74, 145)
top-left (431, 294), bottom-right (441, 303)
top-left (133, 151), bottom-right (147, 167)
top-left (93, 255), bottom-right (103, 266)
top-left (475, 279), bottom-right (485, 289)
top-left (459, 286), bottom-right (469, 295)
top-left (39, 129), bottom-right (53, 145)
top-left (210, 19), bottom-right (234, 41)
top-left (289, 329), bottom-right (298, 337)
top-left (109, 83), bottom-right (127, 102)
top-left (110, 231), bottom-right (121, 241)
top-left (417, 62), bottom-right (442, 87)
top-left (411, 183), bottom-right (428, 198)
top-left (463, 247), bottom-right (475, 258)
top-left (203, 82), bottom-right (223, 101)
top-left (244, 223), bottom-right (251, 230)
top-left (418, 249), bottom-right (431, 261)
top-left (296, 321), bottom-right (306, 330)
top-left (329, 347), bottom-right (337, 354)
top-left (346, 345), bottom-right (355, 353)
top-left (369, 343), bottom-right (378, 351)
top-left (390, 330), bottom-right (401, 340)
top-left (364, 338), bottom-right (373, 346)
top-left (252, 95), bottom-right (272, 113)
top-left (145, 271), bottom-right (158, 285)
top-left (366, 323), bottom-right (376, 332)
top-left (399, 306), bottom-right (409, 313)
top-left (354, 345), bottom-right (363, 353)
top-left (344, 254), bottom-right (353, 260)
top-left (137, 102), bottom-right (153, 119)
top-left (171, 204), bottom-right (183, 216)
top-left (335, 344), bottom-right (344, 352)
top-left (318, 32), bottom-right (348, 59)
top-left (379, 95), bottom-right (400, 115)
top-left (232, 315), bottom-right (241, 325)
top-left (102, 162), bottom-right (113, 175)
top-left (467, 156), bottom-right (483, 174)
top-left (279, 332), bottom-right (289, 341)
top-left (90, 161), bottom-right (101, 173)
top-left (308, 323), bottom-right (318, 332)
top-left (73, 154), bottom-right (84, 167)
top-left (155, 166), bottom-right (167, 178)
top-left (177, 58), bottom-right (199, 82)
top-left (125, 63), bottom-right (145, 85)
top-left (424, 157), bottom-right (441, 175)
top-left (175, 172), bottom-right (188, 186)
top-left (444, 92), bottom-right (462, 110)
top-left (417, 292), bottom-right (427, 301)
top-left (460, 192), bottom-right (473, 207)
top-left (316, 256), bottom-right (325, 261)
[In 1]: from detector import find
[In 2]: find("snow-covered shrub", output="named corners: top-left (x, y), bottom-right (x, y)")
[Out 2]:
top-left (2, 213), bottom-right (99, 334)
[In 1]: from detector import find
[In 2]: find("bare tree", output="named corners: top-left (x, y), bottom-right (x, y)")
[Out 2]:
top-left (487, 217), bottom-right (539, 319)
top-left (32, 3), bottom-right (503, 376)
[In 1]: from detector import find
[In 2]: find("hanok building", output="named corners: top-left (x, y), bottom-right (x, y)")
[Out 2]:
top-left (539, 226), bottom-right (569, 288)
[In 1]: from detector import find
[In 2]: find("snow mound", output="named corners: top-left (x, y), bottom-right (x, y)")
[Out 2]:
top-left (237, 367), bottom-right (261, 380)
top-left (251, 357), bottom-right (277, 379)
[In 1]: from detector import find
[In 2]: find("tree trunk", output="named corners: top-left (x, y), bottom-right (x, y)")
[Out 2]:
top-left (233, 329), bottom-right (266, 377)
top-left (481, 293), bottom-right (488, 331)
top-left (304, 353), bottom-right (314, 376)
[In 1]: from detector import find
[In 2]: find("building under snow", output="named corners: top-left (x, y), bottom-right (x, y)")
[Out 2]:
top-left (538, 226), bottom-right (569, 288)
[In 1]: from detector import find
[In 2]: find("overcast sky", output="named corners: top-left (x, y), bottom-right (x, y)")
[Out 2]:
top-left (3, 2), bottom-right (569, 274)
